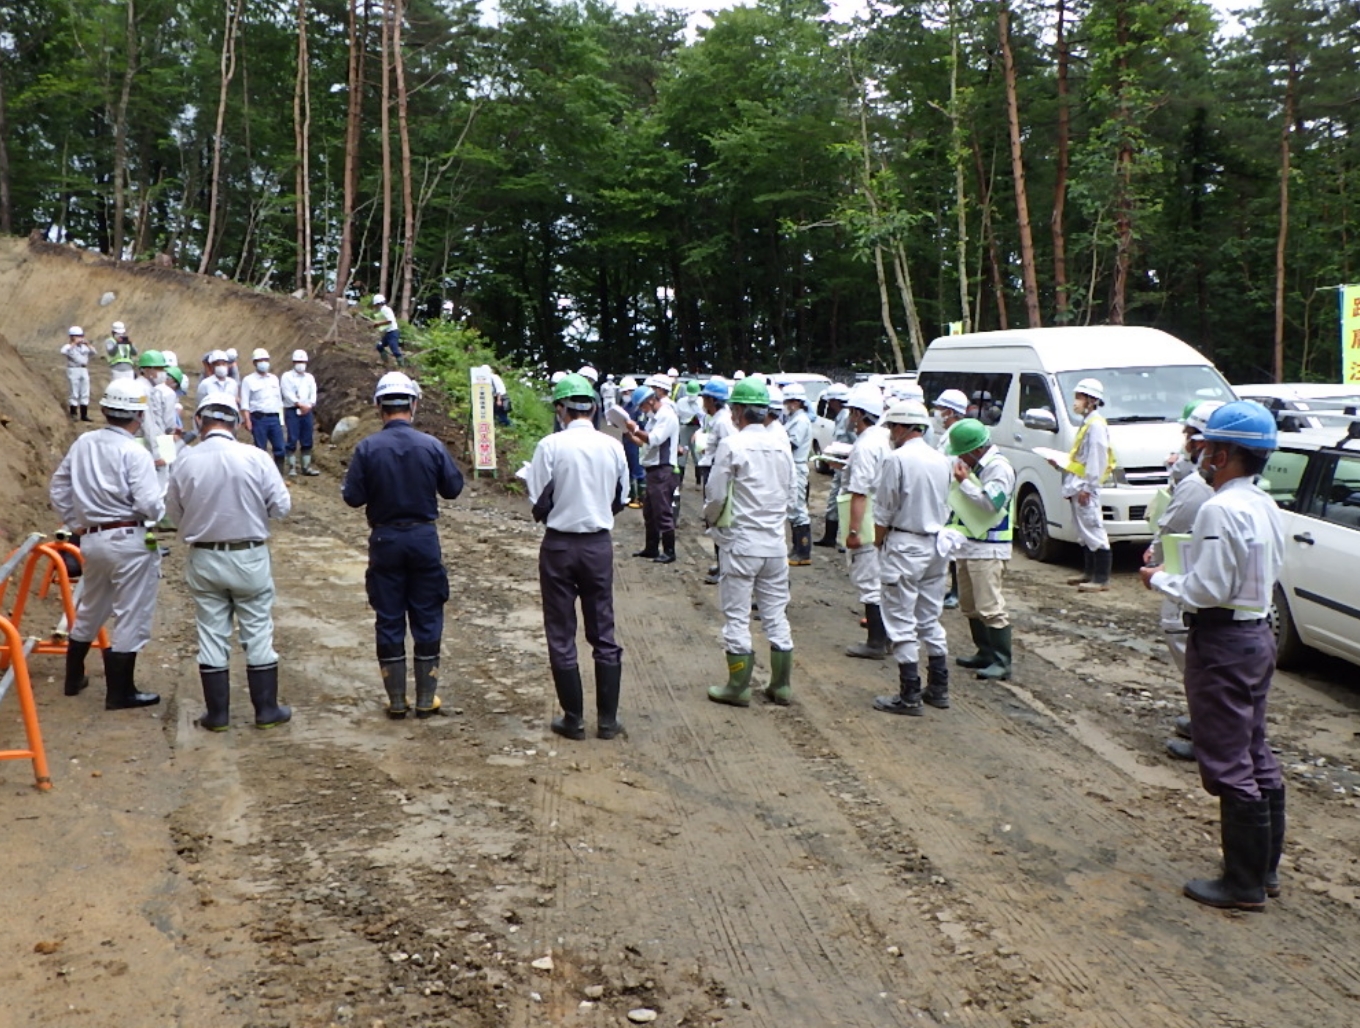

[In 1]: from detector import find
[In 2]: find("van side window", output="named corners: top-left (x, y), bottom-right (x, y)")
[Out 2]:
top-left (1260, 449), bottom-right (1311, 511)
top-left (920, 372), bottom-right (1012, 426)
top-left (1018, 373), bottom-right (1055, 417)
top-left (1304, 454), bottom-right (1360, 528)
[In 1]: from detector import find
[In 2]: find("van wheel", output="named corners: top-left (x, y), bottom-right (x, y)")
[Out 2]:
top-left (1019, 490), bottom-right (1057, 563)
top-left (1270, 583), bottom-right (1305, 670)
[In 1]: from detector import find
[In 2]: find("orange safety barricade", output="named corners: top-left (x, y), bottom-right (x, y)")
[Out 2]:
top-left (1, 541), bottom-right (108, 656)
top-left (0, 614), bottom-right (53, 790)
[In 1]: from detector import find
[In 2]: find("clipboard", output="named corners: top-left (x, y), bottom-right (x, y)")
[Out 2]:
top-left (947, 477), bottom-right (1006, 537)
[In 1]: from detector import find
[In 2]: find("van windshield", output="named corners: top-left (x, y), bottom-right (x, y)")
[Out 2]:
top-left (1057, 366), bottom-right (1234, 426)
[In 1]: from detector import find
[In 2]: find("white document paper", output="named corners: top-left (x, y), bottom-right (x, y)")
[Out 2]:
top-left (1032, 445), bottom-right (1070, 470)
top-left (605, 404), bottom-right (633, 430)
top-left (155, 435), bottom-right (177, 465)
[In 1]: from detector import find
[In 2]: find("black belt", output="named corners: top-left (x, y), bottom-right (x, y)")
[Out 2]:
top-left (1184, 608), bottom-right (1264, 628)
top-left (377, 520), bottom-right (434, 529)
top-left (83, 520), bottom-right (141, 536)
top-left (251, 411), bottom-right (280, 417)
top-left (545, 528), bottom-right (609, 539)
top-left (887, 526), bottom-right (933, 536)
top-left (192, 540), bottom-right (266, 551)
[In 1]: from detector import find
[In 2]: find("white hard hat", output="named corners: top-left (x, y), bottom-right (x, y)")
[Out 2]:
top-left (933, 389), bottom-right (969, 415)
top-left (781, 382), bottom-right (807, 403)
top-left (1184, 400), bottom-right (1225, 438)
top-left (100, 377), bottom-right (149, 413)
top-left (733, 370), bottom-right (746, 380)
top-left (882, 398), bottom-right (931, 427)
top-left (111, 321), bottom-right (127, 334)
top-left (766, 385), bottom-right (784, 408)
top-left (374, 370), bottom-right (420, 405)
top-left (823, 383), bottom-right (850, 401)
top-left (251, 347), bottom-right (271, 362)
top-left (578, 365), bottom-right (599, 382)
top-left (619, 375), bottom-right (638, 391)
top-left (846, 383), bottom-right (885, 419)
top-left (161, 349), bottom-right (178, 367)
top-left (207, 349), bottom-right (229, 364)
top-left (667, 367), bottom-right (679, 378)
top-left (225, 348), bottom-right (238, 360)
top-left (196, 392), bottom-right (241, 418)
top-left (605, 373), bottom-right (614, 381)
top-left (292, 349), bottom-right (309, 363)
top-left (68, 325), bottom-right (85, 336)
top-left (550, 371), bottom-right (567, 385)
top-left (372, 293), bottom-right (387, 305)
top-left (644, 373), bottom-right (672, 392)
top-left (1075, 377), bottom-right (1105, 403)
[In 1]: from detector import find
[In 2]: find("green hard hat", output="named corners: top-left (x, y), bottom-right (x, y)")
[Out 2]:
top-left (137, 349), bottom-right (167, 369)
top-left (730, 378), bottom-right (770, 407)
top-left (946, 418), bottom-right (990, 456)
top-left (553, 373), bottom-right (595, 405)
top-left (686, 379), bottom-right (702, 395)
top-left (1179, 400), bottom-right (1199, 423)
top-left (165, 366), bottom-right (184, 386)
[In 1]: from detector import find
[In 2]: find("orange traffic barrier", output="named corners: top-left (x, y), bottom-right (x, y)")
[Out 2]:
top-left (1, 540), bottom-right (108, 656)
top-left (0, 615), bottom-right (53, 790)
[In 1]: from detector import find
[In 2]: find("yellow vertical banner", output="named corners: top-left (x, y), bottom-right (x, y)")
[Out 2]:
top-left (1344, 285), bottom-right (1360, 385)
top-left (470, 365), bottom-right (497, 472)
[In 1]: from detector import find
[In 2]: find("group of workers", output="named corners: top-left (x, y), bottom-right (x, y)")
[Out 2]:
top-left (43, 328), bottom-right (1290, 915)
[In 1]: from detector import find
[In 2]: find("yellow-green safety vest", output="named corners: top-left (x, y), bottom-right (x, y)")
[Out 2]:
top-left (1065, 414), bottom-right (1117, 484)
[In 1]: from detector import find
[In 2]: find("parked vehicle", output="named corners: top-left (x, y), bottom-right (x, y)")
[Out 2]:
top-left (917, 326), bottom-right (1236, 561)
top-left (1260, 419), bottom-right (1360, 670)
top-left (1233, 382), bottom-right (1360, 432)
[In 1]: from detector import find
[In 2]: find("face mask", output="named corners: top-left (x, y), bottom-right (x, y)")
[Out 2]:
top-left (256, 361), bottom-right (270, 374)
top-left (214, 365), bottom-right (229, 379)
top-left (294, 363), bottom-right (306, 374)
top-left (153, 371), bottom-right (166, 385)
top-left (1197, 446), bottom-right (1220, 485)
top-left (931, 414), bottom-right (945, 434)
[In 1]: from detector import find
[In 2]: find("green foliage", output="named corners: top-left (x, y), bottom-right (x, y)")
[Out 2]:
top-left (409, 321), bottom-right (553, 473)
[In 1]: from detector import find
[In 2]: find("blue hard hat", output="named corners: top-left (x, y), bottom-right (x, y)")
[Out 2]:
top-left (700, 378), bottom-right (730, 401)
top-left (630, 386), bottom-right (652, 408)
top-left (1201, 400), bottom-right (1277, 452)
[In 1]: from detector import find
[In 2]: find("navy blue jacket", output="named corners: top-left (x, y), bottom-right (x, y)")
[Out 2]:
top-left (342, 420), bottom-right (464, 526)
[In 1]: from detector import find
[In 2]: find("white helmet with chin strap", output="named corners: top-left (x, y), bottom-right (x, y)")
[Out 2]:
top-left (101, 377), bottom-right (150, 414)
top-left (1074, 377), bottom-right (1105, 404)
top-left (374, 371), bottom-right (421, 407)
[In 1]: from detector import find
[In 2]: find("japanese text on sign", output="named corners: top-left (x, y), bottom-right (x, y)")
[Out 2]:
top-left (470, 366), bottom-right (497, 471)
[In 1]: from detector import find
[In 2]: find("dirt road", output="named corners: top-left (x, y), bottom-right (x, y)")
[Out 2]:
top-left (5, 444), bottom-right (1359, 1027)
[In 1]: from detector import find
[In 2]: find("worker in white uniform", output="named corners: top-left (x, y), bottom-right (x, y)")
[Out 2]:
top-left (136, 350), bottom-right (177, 494)
top-left (240, 347), bottom-right (288, 475)
top-left (197, 350), bottom-right (239, 404)
top-left (814, 383), bottom-right (854, 547)
top-left (1046, 377), bottom-right (1113, 591)
top-left (1146, 400), bottom-right (1220, 760)
top-left (625, 379), bottom-right (681, 563)
top-left (704, 377), bottom-right (797, 707)
top-left (763, 384), bottom-right (788, 444)
top-left (49, 378), bottom-right (164, 710)
top-left (104, 320), bottom-right (137, 381)
top-left (61, 326), bottom-right (96, 421)
top-left (782, 382), bottom-right (814, 566)
top-left (600, 373), bottom-right (619, 410)
top-left (946, 419), bottom-right (1018, 682)
top-left (842, 383), bottom-right (892, 659)
top-left (166, 393), bottom-right (293, 730)
top-left (280, 349), bottom-right (321, 477)
top-left (698, 378), bottom-right (735, 583)
top-left (932, 388), bottom-right (970, 606)
top-left (871, 400), bottom-right (953, 715)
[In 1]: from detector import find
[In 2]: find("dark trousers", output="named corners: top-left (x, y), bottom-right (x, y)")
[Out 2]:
top-left (285, 407), bottom-right (314, 452)
top-left (623, 436), bottom-right (644, 485)
top-left (378, 329), bottom-right (403, 359)
top-left (1184, 618), bottom-right (1282, 802)
top-left (539, 529), bottom-right (621, 670)
top-left (643, 465), bottom-right (677, 535)
top-left (251, 412), bottom-right (285, 458)
top-left (366, 523), bottom-right (448, 653)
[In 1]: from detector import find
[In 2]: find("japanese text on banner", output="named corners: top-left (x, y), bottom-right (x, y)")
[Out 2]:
top-left (470, 367), bottom-right (497, 471)
top-left (1344, 285), bottom-right (1360, 385)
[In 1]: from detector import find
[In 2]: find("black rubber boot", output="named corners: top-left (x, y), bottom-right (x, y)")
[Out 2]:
top-left (64, 639), bottom-right (92, 696)
top-left (814, 519), bottom-right (839, 547)
top-left (956, 619), bottom-right (990, 669)
top-left (654, 531), bottom-right (676, 564)
top-left (80, 404), bottom-right (92, 422)
top-left (846, 603), bottom-right (888, 659)
top-left (414, 654), bottom-right (444, 718)
top-left (274, 455), bottom-right (287, 479)
top-left (103, 650), bottom-right (160, 710)
top-left (1264, 787), bottom-right (1286, 898)
top-left (976, 625), bottom-right (1013, 681)
top-left (633, 531), bottom-right (659, 559)
top-left (550, 666), bottom-right (587, 739)
top-left (379, 646), bottom-right (409, 719)
top-left (1174, 714), bottom-right (1192, 739)
top-left (68, 404), bottom-right (78, 420)
top-left (195, 666), bottom-right (231, 731)
top-left (874, 662), bottom-right (924, 716)
top-left (942, 564), bottom-right (959, 609)
top-left (923, 654), bottom-right (950, 709)
top-left (1078, 548), bottom-right (1113, 592)
top-left (791, 524), bottom-right (813, 565)
top-left (1068, 548), bottom-right (1095, 586)
top-left (247, 663), bottom-right (291, 728)
top-left (1165, 738), bottom-right (1195, 761)
top-left (595, 661), bottom-right (624, 739)
top-left (1183, 795), bottom-right (1270, 912)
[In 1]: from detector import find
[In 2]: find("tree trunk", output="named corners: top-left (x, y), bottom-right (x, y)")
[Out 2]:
top-left (0, 49), bottom-right (11, 235)
top-left (1051, 0), bottom-right (1070, 322)
top-left (890, 241), bottom-right (925, 367)
top-left (112, 0), bottom-right (138, 258)
top-left (394, 0), bottom-right (416, 321)
top-left (851, 70), bottom-right (907, 372)
top-left (198, 0), bottom-right (244, 275)
top-left (999, 3), bottom-right (1041, 328)
top-left (973, 139), bottom-right (1009, 330)
top-left (1109, 2), bottom-right (1134, 326)
top-left (334, 0), bottom-right (366, 311)
top-left (378, 0), bottom-right (392, 300)
top-left (294, 0), bottom-right (313, 294)
top-left (1273, 58), bottom-right (1297, 383)
top-left (949, 2), bottom-right (971, 333)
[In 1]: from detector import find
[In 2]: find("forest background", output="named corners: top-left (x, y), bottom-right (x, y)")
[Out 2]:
top-left (1, 0), bottom-right (1356, 383)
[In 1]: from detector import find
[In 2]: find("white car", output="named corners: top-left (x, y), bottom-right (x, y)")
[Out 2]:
top-left (1234, 383), bottom-right (1360, 432)
top-left (1261, 421), bottom-right (1360, 670)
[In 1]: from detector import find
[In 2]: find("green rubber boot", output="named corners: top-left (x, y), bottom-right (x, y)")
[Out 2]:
top-left (708, 652), bottom-right (754, 707)
top-left (764, 648), bottom-right (793, 706)
top-left (955, 619), bottom-right (990, 669)
top-left (976, 625), bottom-right (1013, 680)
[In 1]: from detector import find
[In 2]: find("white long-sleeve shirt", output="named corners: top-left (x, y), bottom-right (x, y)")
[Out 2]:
top-left (526, 419), bottom-right (628, 534)
top-left (641, 403), bottom-right (679, 467)
top-left (703, 424), bottom-right (795, 557)
top-left (50, 426), bottom-right (164, 529)
top-left (845, 424), bottom-right (892, 499)
top-left (1062, 411), bottom-right (1110, 496)
top-left (141, 379), bottom-right (178, 448)
top-left (239, 372), bottom-right (284, 414)
top-left (165, 430), bottom-right (291, 543)
top-left (61, 341), bottom-right (95, 367)
top-left (1150, 476), bottom-right (1283, 619)
top-left (280, 369), bottom-right (318, 408)
top-left (874, 436), bottom-right (952, 535)
top-left (197, 373), bottom-right (239, 405)
top-left (785, 408), bottom-right (812, 462)
top-left (699, 405), bottom-right (734, 467)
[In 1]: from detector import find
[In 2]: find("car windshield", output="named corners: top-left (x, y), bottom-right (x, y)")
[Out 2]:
top-left (1057, 365), bottom-right (1234, 426)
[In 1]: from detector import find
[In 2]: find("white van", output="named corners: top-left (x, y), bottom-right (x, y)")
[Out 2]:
top-left (917, 327), bottom-right (1236, 561)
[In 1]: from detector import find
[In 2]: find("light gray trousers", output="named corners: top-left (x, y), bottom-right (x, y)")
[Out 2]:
top-left (185, 545), bottom-right (278, 668)
top-left (71, 527), bottom-right (160, 652)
